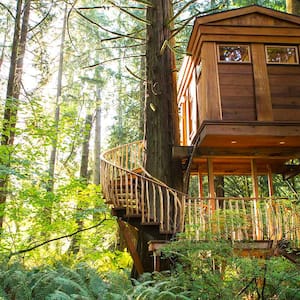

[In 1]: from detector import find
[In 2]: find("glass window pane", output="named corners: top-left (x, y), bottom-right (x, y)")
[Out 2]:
top-left (218, 45), bottom-right (250, 62)
top-left (266, 46), bottom-right (298, 64)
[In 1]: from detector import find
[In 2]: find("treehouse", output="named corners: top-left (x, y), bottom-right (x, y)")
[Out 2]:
top-left (101, 5), bottom-right (300, 275)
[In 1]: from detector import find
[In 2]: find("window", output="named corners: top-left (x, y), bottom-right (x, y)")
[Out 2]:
top-left (265, 45), bottom-right (299, 64)
top-left (218, 45), bottom-right (250, 63)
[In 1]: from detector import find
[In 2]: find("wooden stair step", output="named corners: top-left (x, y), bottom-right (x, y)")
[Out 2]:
top-left (141, 221), bottom-right (160, 226)
top-left (125, 213), bottom-right (142, 218)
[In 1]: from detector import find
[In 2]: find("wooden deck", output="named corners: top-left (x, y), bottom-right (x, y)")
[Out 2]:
top-left (100, 141), bottom-right (300, 248)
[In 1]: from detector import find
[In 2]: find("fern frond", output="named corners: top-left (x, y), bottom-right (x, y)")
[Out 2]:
top-left (157, 290), bottom-right (177, 299)
top-left (45, 290), bottom-right (72, 300)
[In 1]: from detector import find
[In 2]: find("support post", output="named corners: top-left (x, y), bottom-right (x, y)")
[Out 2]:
top-left (251, 159), bottom-right (261, 240)
top-left (198, 166), bottom-right (204, 199)
top-left (267, 165), bottom-right (274, 197)
top-left (117, 220), bottom-right (144, 275)
top-left (207, 158), bottom-right (215, 210)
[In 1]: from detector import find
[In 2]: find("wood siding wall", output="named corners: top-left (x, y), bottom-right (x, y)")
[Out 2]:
top-left (218, 64), bottom-right (256, 121)
top-left (269, 65), bottom-right (300, 121)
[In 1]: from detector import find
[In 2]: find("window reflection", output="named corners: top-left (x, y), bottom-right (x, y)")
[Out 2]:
top-left (266, 46), bottom-right (298, 64)
top-left (219, 45), bottom-right (250, 62)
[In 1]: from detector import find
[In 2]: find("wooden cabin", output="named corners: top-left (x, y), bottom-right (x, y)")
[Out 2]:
top-left (101, 5), bottom-right (300, 275)
top-left (177, 5), bottom-right (300, 190)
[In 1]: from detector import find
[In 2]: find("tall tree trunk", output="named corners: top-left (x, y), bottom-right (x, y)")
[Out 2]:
top-left (286, 0), bottom-right (300, 14)
top-left (139, 55), bottom-right (145, 139)
top-left (129, 0), bottom-right (183, 277)
top-left (47, 3), bottom-right (68, 193)
top-left (68, 113), bottom-right (93, 255)
top-left (0, 0), bottom-right (31, 230)
top-left (93, 89), bottom-right (101, 186)
top-left (144, 0), bottom-right (182, 190)
top-left (79, 114), bottom-right (93, 181)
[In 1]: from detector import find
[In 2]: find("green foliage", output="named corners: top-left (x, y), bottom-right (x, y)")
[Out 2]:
top-left (0, 182), bottom-right (132, 273)
top-left (0, 263), bottom-right (110, 300)
top-left (118, 239), bottom-right (300, 300)
top-left (0, 237), bottom-right (299, 300)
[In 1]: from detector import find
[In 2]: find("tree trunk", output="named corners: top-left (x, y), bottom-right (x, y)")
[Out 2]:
top-left (93, 89), bottom-right (101, 186)
top-left (286, 0), bottom-right (300, 14)
top-left (128, 0), bottom-right (183, 277)
top-left (47, 3), bottom-right (68, 194)
top-left (79, 114), bottom-right (93, 181)
top-left (0, 0), bottom-right (31, 230)
top-left (144, 0), bottom-right (182, 190)
top-left (68, 113), bottom-right (93, 255)
top-left (139, 55), bottom-right (145, 139)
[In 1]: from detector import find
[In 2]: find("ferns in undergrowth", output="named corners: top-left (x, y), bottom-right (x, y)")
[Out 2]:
top-left (0, 263), bottom-right (32, 300)
top-left (0, 262), bottom-right (109, 300)
top-left (2, 252), bottom-right (299, 300)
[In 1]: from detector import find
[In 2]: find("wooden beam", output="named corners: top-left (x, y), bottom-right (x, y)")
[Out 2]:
top-left (172, 145), bottom-right (300, 159)
top-left (252, 43), bottom-right (273, 121)
top-left (251, 159), bottom-right (259, 199)
top-left (267, 165), bottom-right (274, 197)
top-left (251, 159), bottom-right (261, 240)
top-left (198, 167), bottom-right (204, 198)
top-left (117, 220), bottom-right (144, 275)
top-left (201, 42), bottom-right (222, 120)
top-left (207, 158), bottom-right (216, 210)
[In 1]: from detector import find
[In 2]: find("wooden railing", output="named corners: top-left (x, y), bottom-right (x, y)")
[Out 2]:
top-left (184, 197), bottom-right (300, 247)
top-left (100, 141), bottom-right (185, 234)
top-left (101, 141), bottom-right (300, 246)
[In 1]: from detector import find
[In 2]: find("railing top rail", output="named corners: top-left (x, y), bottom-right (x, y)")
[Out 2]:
top-left (100, 140), bottom-right (189, 196)
top-left (100, 141), bottom-right (300, 203)
top-left (186, 196), bottom-right (293, 201)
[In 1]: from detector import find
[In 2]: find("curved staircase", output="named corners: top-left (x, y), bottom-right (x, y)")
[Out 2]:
top-left (100, 141), bottom-right (185, 235)
top-left (101, 141), bottom-right (300, 271)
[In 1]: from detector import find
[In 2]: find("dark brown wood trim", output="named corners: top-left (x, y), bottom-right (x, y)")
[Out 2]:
top-left (118, 220), bottom-right (144, 275)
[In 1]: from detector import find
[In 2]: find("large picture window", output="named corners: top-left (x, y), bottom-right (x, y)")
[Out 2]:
top-left (265, 45), bottom-right (299, 64)
top-left (218, 45), bottom-right (250, 63)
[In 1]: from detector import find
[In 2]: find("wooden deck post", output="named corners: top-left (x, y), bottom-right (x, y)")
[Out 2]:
top-left (251, 159), bottom-right (261, 240)
top-left (267, 165), bottom-right (274, 197)
top-left (207, 158), bottom-right (216, 210)
top-left (117, 220), bottom-right (144, 275)
top-left (198, 166), bottom-right (204, 199)
top-left (251, 159), bottom-right (259, 199)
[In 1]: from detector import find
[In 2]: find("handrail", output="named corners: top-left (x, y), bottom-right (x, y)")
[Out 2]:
top-left (101, 141), bottom-right (300, 246)
top-left (101, 141), bottom-right (185, 233)
top-left (184, 197), bottom-right (300, 247)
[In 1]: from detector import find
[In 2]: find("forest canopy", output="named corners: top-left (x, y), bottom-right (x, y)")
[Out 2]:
top-left (0, 0), bottom-right (299, 299)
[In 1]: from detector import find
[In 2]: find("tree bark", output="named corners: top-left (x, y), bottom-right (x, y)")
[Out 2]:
top-left (139, 55), bottom-right (145, 139)
top-left (144, 0), bottom-right (182, 190)
top-left (68, 113), bottom-right (93, 255)
top-left (286, 0), bottom-right (300, 14)
top-left (47, 3), bottom-right (68, 193)
top-left (0, 0), bottom-right (31, 230)
top-left (93, 89), bottom-right (101, 186)
top-left (128, 0), bottom-right (183, 277)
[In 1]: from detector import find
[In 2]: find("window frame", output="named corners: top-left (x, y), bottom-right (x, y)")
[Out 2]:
top-left (218, 44), bottom-right (251, 63)
top-left (265, 45), bottom-right (299, 65)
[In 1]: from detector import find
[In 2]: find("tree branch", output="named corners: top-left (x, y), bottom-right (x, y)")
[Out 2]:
top-left (237, 277), bottom-right (256, 297)
top-left (8, 218), bottom-right (111, 259)
top-left (0, 2), bottom-right (14, 19)
top-left (106, 0), bottom-right (150, 25)
top-left (77, 5), bottom-right (146, 10)
top-left (29, 0), bottom-right (54, 33)
top-left (83, 54), bottom-right (145, 69)
top-left (74, 8), bottom-right (145, 41)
